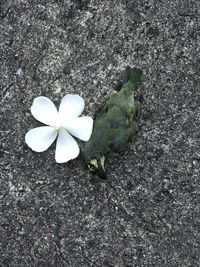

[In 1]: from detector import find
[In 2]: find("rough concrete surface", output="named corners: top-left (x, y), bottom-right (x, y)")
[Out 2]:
top-left (1, 0), bottom-right (200, 266)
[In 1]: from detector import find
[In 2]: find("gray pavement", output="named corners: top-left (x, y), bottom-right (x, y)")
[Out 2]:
top-left (1, 0), bottom-right (200, 266)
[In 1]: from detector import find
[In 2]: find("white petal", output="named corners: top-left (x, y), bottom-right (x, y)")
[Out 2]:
top-left (63, 116), bottom-right (93, 141)
top-left (55, 129), bottom-right (80, 163)
top-left (25, 126), bottom-right (57, 152)
top-left (59, 94), bottom-right (85, 120)
top-left (31, 96), bottom-right (58, 126)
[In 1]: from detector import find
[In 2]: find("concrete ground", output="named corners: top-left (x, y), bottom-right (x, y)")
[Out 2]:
top-left (1, 0), bottom-right (200, 266)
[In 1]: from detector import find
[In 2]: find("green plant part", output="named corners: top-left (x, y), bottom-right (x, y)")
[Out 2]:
top-left (82, 66), bottom-right (142, 179)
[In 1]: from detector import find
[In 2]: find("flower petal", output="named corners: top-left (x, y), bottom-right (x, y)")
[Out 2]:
top-left (64, 116), bottom-right (93, 141)
top-left (59, 94), bottom-right (85, 120)
top-left (55, 129), bottom-right (80, 163)
top-left (25, 126), bottom-right (57, 152)
top-left (31, 96), bottom-right (58, 126)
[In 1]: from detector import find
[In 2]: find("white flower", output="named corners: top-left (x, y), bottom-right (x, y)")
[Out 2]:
top-left (25, 95), bottom-right (93, 163)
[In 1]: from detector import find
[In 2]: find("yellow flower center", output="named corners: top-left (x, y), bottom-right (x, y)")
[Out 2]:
top-left (54, 117), bottom-right (63, 131)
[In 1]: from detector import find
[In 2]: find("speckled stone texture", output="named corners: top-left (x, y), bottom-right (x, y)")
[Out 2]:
top-left (1, 0), bottom-right (200, 266)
